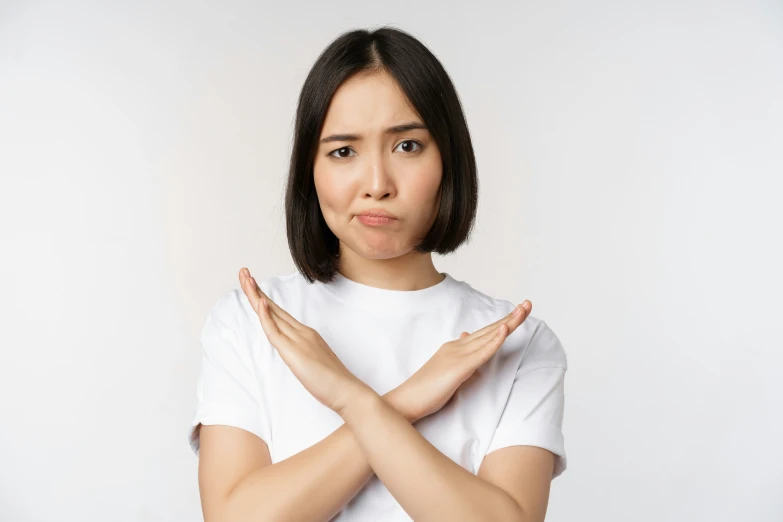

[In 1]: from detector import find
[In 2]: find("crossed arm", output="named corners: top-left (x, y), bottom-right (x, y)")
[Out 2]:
top-left (197, 383), bottom-right (555, 522)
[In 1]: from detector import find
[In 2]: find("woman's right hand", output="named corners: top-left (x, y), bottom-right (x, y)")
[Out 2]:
top-left (393, 301), bottom-right (533, 423)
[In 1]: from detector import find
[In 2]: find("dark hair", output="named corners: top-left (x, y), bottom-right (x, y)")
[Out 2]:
top-left (285, 26), bottom-right (478, 284)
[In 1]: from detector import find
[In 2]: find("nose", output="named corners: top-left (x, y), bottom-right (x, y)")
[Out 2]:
top-left (362, 152), bottom-right (396, 200)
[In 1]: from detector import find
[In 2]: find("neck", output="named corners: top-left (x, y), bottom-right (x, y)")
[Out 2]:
top-left (336, 243), bottom-right (444, 291)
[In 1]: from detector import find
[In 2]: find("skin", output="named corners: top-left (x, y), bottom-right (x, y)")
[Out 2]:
top-left (197, 70), bottom-right (556, 522)
top-left (313, 69), bottom-right (445, 291)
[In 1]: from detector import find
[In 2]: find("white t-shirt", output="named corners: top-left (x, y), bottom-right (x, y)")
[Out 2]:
top-left (189, 270), bottom-right (568, 520)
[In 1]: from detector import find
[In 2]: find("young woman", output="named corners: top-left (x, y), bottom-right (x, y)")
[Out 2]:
top-left (188, 26), bottom-right (568, 522)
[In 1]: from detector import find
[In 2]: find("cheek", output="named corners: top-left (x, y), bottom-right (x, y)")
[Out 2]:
top-left (407, 164), bottom-right (443, 207)
top-left (314, 168), bottom-right (352, 216)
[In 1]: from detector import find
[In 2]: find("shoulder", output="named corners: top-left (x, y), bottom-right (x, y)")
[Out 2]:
top-left (202, 271), bottom-right (304, 338)
top-left (456, 278), bottom-right (520, 316)
top-left (521, 319), bottom-right (568, 371)
top-left (455, 278), bottom-right (568, 371)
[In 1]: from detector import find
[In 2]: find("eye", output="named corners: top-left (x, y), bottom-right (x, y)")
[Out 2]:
top-left (394, 139), bottom-right (422, 154)
top-left (327, 140), bottom-right (423, 160)
top-left (328, 146), bottom-right (357, 159)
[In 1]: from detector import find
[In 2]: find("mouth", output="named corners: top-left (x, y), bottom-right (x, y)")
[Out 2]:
top-left (356, 209), bottom-right (399, 219)
top-left (355, 212), bottom-right (398, 226)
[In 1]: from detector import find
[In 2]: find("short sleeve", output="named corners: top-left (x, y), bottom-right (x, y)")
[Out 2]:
top-left (188, 291), bottom-right (272, 456)
top-left (484, 321), bottom-right (568, 479)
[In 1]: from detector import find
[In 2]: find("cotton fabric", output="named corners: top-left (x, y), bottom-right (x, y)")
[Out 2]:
top-left (189, 270), bottom-right (568, 520)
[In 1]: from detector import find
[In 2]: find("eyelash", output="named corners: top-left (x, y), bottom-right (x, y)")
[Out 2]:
top-left (327, 139), bottom-right (423, 160)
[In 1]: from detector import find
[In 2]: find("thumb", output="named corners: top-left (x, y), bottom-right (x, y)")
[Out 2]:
top-left (459, 331), bottom-right (469, 339)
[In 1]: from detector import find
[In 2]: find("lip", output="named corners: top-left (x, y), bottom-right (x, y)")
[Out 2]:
top-left (356, 209), bottom-right (399, 219)
top-left (355, 209), bottom-right (398, 227)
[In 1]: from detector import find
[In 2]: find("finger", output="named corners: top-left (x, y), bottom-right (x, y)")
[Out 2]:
top-left (239, 269), bottom-right (298, 331)
top-left (239, 268), bottom-right (262, 311)
top-left (459, 332), bottom-right (469, 339)
top-left (248, 274), bottom-right (302, 330)
top-left (458, 301), bottom-right (531, 344)
top-left (457, 306), bottom-right (523, 344)
top-left (472, 323), bottom-right (509, 365)
top-left (466, 320), bottom-right (510, 349)
top-left (256, 295), bottom-right (284, 340)
top-left (497, 302), bottom-right (531, 337)
top-left (239, 270), bottom-right (300, 339)
top-left (240, 268), bottom-right (304, 329)
top-left (464, 302), bottom-right (530, 350)
top-left (261, 296), bottom-right (303, 341)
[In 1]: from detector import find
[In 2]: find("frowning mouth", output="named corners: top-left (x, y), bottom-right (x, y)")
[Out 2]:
top-left (356, 209), bottom-right (398, 219)
top-left (355, 210), bottom-right (398, 226)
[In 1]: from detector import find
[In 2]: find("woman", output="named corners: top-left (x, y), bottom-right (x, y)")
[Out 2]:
top-left (188, 26), bottom-right (568, 522)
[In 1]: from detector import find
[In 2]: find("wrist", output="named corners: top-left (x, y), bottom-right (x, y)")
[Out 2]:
top-left (383, 385), bottom-right (419, 423)
top-left (339, 385), bottom-right (384, 424)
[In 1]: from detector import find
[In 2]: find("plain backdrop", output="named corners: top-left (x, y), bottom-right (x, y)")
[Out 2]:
top-left (1, 1), bottom-right (781, 521)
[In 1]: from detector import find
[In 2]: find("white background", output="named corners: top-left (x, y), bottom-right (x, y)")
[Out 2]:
top-left (1, 1), bottom-right (781, 520)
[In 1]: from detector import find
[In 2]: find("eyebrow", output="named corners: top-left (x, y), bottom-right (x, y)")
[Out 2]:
top-left (319, 122), bottom-right (428, 143)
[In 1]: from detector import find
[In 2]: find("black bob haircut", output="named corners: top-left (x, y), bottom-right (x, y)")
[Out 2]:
top-left (285, 26), bottom-right (478, 284)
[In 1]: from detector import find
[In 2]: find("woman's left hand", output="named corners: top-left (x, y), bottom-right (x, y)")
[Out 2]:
top-left (238, 267), bottom-right (371, 416)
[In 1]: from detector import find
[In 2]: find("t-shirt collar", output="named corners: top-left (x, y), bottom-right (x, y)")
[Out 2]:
top-left (320, 271), bottom-right (462, 314)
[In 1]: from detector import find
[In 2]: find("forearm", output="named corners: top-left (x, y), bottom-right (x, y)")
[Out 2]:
top-left (341, 390), bottom-right (527, 522)
top-left (219, 389), bottom-right (416, 522)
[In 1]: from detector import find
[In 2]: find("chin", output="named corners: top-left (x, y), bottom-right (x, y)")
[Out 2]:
top-left (360, 245), bottom-right (405, 260)
top-left (347, 236), bottom-right (411, 260)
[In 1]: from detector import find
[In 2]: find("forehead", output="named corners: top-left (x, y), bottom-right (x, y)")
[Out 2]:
top-left (320, 71), bottom-right (421, 133)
